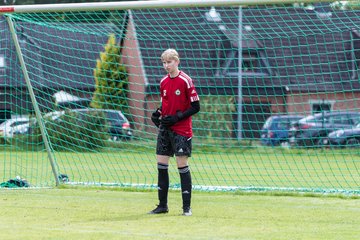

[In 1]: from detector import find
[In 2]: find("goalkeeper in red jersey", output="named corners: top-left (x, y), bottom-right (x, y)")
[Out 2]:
top-left (149, 48), bottom-right (200, 216)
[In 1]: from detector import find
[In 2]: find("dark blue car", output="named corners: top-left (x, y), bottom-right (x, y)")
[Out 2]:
top-left (261, 115), bottom-right (304, 146)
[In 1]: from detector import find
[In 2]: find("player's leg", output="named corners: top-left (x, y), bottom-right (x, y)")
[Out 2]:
top-left (175, 135), bottom-right (192, 216)
top-left (148, 127), bottom-right (173, 214)
top-left (156, 154), bottom-right (170, 210)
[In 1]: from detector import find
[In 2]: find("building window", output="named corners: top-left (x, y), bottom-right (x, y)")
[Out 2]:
top-left (228, 51), bottom-right (264, 74)
top-left (310, 100), bottom-right (334, 114)
top-left (242, 52), bottom-right (260, 73)
top-left (218, 50), bottom-right (269, 76)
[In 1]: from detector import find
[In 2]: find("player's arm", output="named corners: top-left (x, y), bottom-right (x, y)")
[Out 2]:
top-left (177, 100), bottom-right (200, 120)
top-left (161, 101), bottom-right (200, 127)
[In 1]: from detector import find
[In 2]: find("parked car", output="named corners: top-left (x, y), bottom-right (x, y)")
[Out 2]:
top-left (326, 122), bottom-right (360, 148)
top-left (289, 111), bottom-right (360, 147)
top-left (260, 114), bottom-right (304, 146)
top-left (0, 117), bottom-right (31, 138)
top-left (44, 108), bottom-right (132, 141)
top-left (10, 117), bottom-right (37, 137)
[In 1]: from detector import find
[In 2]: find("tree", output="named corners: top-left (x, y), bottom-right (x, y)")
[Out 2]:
top-left (91, 34), bottom-right (129, 115)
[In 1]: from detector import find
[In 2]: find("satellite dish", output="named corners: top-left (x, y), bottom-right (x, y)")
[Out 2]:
top-left (3, 0), bottom-right (16, 5)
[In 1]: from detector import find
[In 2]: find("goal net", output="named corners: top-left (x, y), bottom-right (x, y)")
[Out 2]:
top-left (0, 0), bottom-right (359, 194)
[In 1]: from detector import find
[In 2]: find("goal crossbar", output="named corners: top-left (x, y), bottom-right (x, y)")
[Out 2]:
top-left (0, 0), bottom-right (334, 14)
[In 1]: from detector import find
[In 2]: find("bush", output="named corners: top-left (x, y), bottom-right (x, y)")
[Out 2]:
top-left (193, 95), bottom-right (236, 139)
top-left (31, 110), bottom-right (109, 151)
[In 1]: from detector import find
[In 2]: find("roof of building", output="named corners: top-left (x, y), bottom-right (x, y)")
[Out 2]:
top-left (2, 7), bottom-right (360, 97)
top-left (130, 7), bottom-right (360, 95)
top-left (0, 16), bottom-right (121, 92)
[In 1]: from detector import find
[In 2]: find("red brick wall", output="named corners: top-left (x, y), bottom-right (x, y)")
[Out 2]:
top-left (121, 17), bottom-right (146, 131)
top-left (286, 92), bottom-right (360, 115)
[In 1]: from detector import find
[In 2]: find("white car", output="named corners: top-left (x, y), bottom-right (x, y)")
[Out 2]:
top-left (0, 117), bottom-right (31, 138)
top-left (44, 109), bottom-right (133, 140)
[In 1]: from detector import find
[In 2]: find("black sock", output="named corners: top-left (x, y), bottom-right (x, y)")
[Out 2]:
top-left (178, 166), bottom-right (192, 209)
top-left (157, 163), bottom-right (169, 207)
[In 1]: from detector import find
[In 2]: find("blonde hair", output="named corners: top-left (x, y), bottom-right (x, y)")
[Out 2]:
top-left (161, 48), bottom-right (179, 61)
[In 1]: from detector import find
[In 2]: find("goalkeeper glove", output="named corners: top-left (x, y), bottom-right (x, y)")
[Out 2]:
top-left (151, 108), bottom-right (161, 128)
top-left (161, 111), bottom-right (184, 127)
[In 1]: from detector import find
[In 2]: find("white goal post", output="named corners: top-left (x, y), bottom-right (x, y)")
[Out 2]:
top-left (0, 0), bottom-right (334, 14)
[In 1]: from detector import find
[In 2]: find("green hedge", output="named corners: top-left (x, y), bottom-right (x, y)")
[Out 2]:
top-left (193, 95), bottom-right (236, 139)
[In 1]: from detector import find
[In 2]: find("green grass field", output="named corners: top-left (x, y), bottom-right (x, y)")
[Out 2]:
top-left (0, 187), bottom-right (359, 240)
top-left (1, 142), bottom-right (359, 194)
top-left (1, 142), bottom-right (360, 239)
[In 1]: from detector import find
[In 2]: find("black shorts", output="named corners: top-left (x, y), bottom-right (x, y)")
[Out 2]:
top-left (156, 126), bottom-right (192, 157)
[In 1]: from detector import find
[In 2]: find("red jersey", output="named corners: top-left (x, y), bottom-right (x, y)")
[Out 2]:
top-left (160, 71), bottom-right (200, 137)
